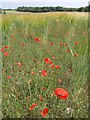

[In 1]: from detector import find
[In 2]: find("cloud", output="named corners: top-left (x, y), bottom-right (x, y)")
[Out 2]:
top-left (1, 0), bottom-right (89, 9)
top-left (2, 0), bottom-right (89, 3)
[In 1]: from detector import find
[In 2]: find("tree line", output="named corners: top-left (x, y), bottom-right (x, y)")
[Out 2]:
top-left (16, 5), bottom-right (90, 12)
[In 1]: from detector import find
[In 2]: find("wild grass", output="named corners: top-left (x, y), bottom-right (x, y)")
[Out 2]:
top-left (1, 12), bottom-right (88, 118)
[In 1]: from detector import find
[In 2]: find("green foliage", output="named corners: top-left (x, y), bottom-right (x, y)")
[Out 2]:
top-left (84, 5), bottom-right (90, 12)
top-left (16, 5), bottom-right (90, 12)
top-left (77, 7), bottom-right (85, 12)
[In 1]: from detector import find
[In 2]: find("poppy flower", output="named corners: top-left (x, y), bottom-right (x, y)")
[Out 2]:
top-left (64, 43), bottom-right (68, 46)
top-left (34, 37), bottom-right (40, 42)
top-left (49, 42), bottom-right (53, 46)
top-left (4, 52), bottom-right (9, 57)
top-left (22, 43), bottom-right (25, 46)
top-left (40, 108), bottom-right (49, 117)
top-left (66, 49), bottom-right (71, 52)
top-left (44, 58), bottom-right (53, 65)
top-left (55, 65), bottom-right (61, 69)
top-left (29, 103), bottom-right (37, 111)
top-left (42, 70), bottom-right (48, 76)
top-left (49, 61), bottom-right (53, 65)
top-left (31, 71), bottom-right (35, 75)
top-left (11, 35), bottom-right (16, 40)
top-left (39, 95), bottom-right (44, 101)
top-left (1, 48), bottom-right (5, 52)
top-left (44, 58), bottom-right (51, 64)
top-left (60, 43), bottom-right (63, 46)
top-left (50, 64), bottom-right (54, 68)
top-left (74, 54), bottom-right (78, 57)
top-left (17, 62), bottom-right (21, 67)
top-left (75, 41), bottom-right (79, 45)
top-left (42, 87), bottom-right (46, 90)
top-left (33, 60), bottom-right (36, 62)
top-left (6, 75), bottom-right (11, 79)
top-left (4, 46), bottom-right (9, 48)
top-left (54, 88), bottom-right (69, 100)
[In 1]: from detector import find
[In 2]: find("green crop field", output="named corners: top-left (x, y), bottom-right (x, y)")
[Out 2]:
top-left (0, 12), bottom-right (88, 118)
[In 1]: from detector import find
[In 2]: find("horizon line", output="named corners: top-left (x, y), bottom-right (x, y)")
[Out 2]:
top-left (0, 5), bottom-right (89, 9)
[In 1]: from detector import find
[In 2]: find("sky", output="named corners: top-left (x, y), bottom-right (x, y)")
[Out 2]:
top-left (0, 0), bottom-right (89, 9)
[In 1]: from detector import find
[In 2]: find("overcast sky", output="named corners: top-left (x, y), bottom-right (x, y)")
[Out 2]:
top-left (0, 0), bottom-right (89, 9)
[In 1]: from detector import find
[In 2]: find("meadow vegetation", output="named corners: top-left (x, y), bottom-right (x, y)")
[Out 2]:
top-left (0, 12), bottom-right (88, 118)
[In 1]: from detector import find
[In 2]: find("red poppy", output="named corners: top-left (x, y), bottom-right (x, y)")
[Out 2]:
top-left (4, 46), bottom-right (9, 48)
top-left (55, 65), bottom-right (61, 69)
top-left (22, 43), bottom-right (25, 46)
top-left (54, 88), bottom-right (69, 100)
top-left (40, 108), bottom-right (49, 117)
top-left (29, 103), bottom-right (37, 111)
top-left (60, 42), bottom-right (63, 46)
top-left (64, 43), bottom-right (68, 46)
top-left (31, 71), bottom-right (35, 75)
top-left (7, 75), bottom-right (11, 79)
top-left (44, 58), bottom-right (53, 65)
top-left (49, 42), bottom-right (53, 46)
top-left (4, 52), bottom-right (9, 57)
top-left (49, 61), bottom-right (53, 65)
top-left (42, 70), bottom-right (48, 76)
top-left (42, 87), bottom-right (46, 90)
top-left (33, 60), bottom-right (36, 62)
top-left (1, 48), bottom-right (5, 52)
top-left (66, 49), bottom-right (71, 52)
top-left (50, 64), bottom-right (54, 68)
top-left (74, 54), bottom-right (78, 57)
top-left (39, 95), bottom-right (44, 101)
top-left (34, 37), bottom-right (40, 42)
top-left (75, 41), bottom-right (79, 45)
top-left (44, 58), bottom-right (51, 64)
top-left (11, 35), bottom-right (16, 40)
top-left (17, 62), bottom-right (21, 67)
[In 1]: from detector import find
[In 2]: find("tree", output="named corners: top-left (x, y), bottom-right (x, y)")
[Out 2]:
top-left (16, 5), bottom-right (90, 12)
top-left (56, 6), bottom-right (64, 11)
top-left (77, 7), bottom-right (85, 12)
top-left (3, 11), bottom-right (6, 14)
top-left (84, 5), bottom-right (90, 12)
